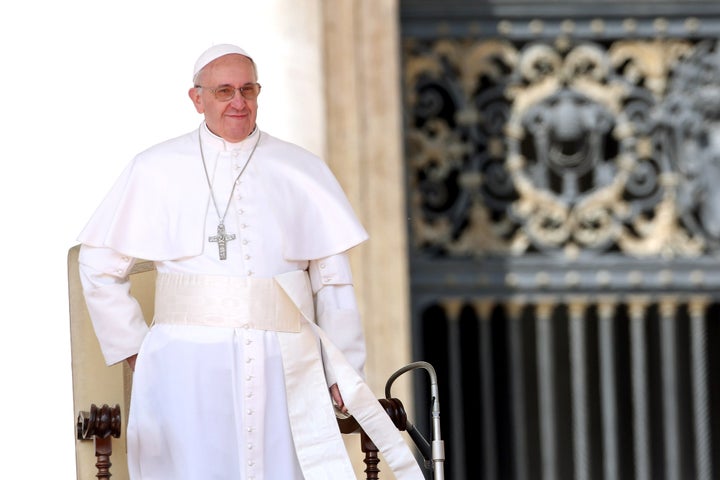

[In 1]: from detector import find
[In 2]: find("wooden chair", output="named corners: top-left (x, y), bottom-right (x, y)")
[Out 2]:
top-left (69, 245), bottom-right (155, 480)
top-left (68, 245), bottom-right (416, 479)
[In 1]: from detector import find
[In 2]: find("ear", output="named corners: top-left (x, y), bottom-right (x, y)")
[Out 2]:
top-left (188, 87), bottom-right (204, 114)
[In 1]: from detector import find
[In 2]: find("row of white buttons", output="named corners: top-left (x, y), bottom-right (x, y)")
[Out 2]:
top-left (232, 162), bottom-right (254, 277)
top-left (243, 333), bottom-right (257, 476)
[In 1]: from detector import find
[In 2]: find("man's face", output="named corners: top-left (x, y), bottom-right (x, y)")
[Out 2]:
top-left (189, 54), bottom-right (258, 143)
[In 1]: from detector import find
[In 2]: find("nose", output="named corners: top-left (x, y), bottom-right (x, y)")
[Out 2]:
top-left (229, 91), bottom-right (247, 108)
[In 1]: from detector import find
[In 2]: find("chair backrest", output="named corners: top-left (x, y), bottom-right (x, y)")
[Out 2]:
top-left (68, 245), bottom-right (156, 480)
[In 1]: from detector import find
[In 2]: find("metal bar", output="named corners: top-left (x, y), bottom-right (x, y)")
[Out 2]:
top-left (659, 299), bottom-right (681, 480)
top-left (568, 299), bottom-right (590, 480)
top-left (597, 299), bottom-right (620, 480)
top-left (535, 301), bottom-right (558, 480)
top-left (444, 299), bottom-right (467, 480)
top-left (476, 301), bottom-right (498, 480)
top-left (629, 299), bottom-right (651, 480)
top-left (689, 298), bottom-right (712, 480)
top-left (507, 301), bottom-right (529, 480)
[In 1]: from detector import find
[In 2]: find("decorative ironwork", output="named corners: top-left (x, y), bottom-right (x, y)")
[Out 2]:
top-left (401, 5), bottom-right (720, 480)
top-left (405, 34), bottom-right (720, 260)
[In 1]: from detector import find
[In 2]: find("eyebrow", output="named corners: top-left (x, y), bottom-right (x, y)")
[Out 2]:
top-left (216, 82), bottom-right (257, 88)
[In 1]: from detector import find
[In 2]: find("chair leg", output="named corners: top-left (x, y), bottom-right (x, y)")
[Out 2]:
top-left (94, 436), bottom-right (113, 479)
top-left (338, 397), bottom-right (412, 479)
top-left (361, 431), bottom-right (381, 480)
top-left (77, 404), bottom-right (122, 479)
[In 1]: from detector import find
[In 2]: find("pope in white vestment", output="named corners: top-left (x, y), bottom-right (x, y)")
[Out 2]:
top-left (77, 44), bottom-right (424, 480)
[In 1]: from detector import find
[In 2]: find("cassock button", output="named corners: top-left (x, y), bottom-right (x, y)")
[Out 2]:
top-left (247, 409), bottom-right (254, 415)
top-left (247, 443), bottom-right (253, 450)
top-left (248, 460), bottom-right (255, 467)
top-left (320, 263), bottom-right (326, 269)
top-left (246, 375), bottom-right (253, 381)
top-left (247, 426), bottom-right (254, 433)
top-left (242, 239), bottom-right (249, 245)
top-left (245, 339), bottom-right (253, 345)
top-left (246, 357), bottom-right (253, 363)
top-left (245, 254), bottom-right (251, 260)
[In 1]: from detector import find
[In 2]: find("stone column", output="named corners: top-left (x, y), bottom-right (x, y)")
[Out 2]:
top-left (322, 0), bottom-right (410, 403)
top-left (322, 0), bottom-right (412, 464)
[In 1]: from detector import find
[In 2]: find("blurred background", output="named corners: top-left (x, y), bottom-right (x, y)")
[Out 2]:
top-left (5, 1), bottom-right (720, 479)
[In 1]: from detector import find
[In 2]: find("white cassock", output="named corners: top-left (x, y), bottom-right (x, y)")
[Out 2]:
top-left (77, 124), bottom-right (424, 480)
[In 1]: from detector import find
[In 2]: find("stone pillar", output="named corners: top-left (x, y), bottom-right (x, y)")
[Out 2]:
top-left (321, 0), bottom-right (412, 436)
top-left (322, 2), bottom-right (410, 477)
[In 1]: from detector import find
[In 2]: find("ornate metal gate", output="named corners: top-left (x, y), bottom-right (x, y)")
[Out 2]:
top-left (400, 1), bottom-right (720, 479)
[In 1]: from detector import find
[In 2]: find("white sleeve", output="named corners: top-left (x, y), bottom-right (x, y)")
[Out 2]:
top-left (309, 253), bottom-right (367, 383)
top-left (78, 244), bottom-right (150, 366)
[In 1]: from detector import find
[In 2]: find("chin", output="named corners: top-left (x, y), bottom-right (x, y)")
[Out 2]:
top-left (225, 124), bottom-right (252, 141)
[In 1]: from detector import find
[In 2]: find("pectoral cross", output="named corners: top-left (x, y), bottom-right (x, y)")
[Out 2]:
top-left (208, 223), bottom-right (236, 260)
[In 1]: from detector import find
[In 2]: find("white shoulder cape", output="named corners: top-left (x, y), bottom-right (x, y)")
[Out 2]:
top-left (78, 128), bottom-right (368, 261)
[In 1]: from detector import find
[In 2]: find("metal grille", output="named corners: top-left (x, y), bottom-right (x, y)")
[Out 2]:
top-left (401, 2), bottom-right (720, 479)
top-left (413, 295), bottom-right (720, 479)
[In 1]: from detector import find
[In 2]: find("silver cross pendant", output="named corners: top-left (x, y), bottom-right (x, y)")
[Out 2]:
top-left (208, 223), bottom-right (236, 260)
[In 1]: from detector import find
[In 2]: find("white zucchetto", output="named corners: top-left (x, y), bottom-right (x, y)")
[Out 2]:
top-left (193, 44), bottom-right (252, 81)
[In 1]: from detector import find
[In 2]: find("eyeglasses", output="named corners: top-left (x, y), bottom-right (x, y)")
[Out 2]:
top-left (196, 83), bottom-right (262, 101)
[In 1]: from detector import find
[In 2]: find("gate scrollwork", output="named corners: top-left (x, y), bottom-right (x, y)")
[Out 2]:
top-left (405, 36), bottom-right (720, 259)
